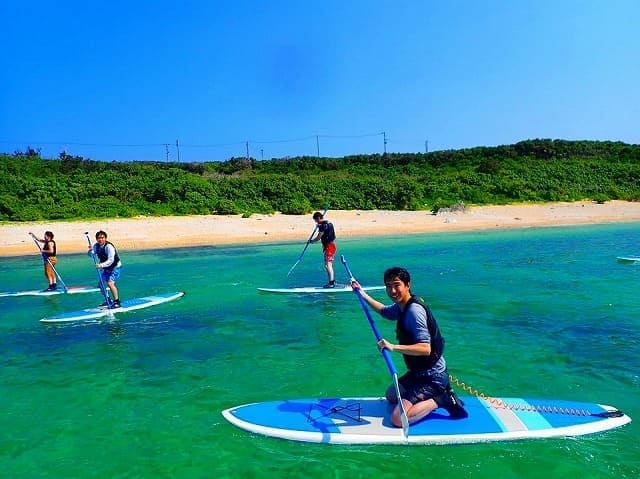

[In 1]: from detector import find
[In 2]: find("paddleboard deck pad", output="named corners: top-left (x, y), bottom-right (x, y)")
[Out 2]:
top-left (0, 286), bottom-right (101, 297)
top-left (258, 285), bottom-right (385, 294)
top-left (40, 291), bottom-right (185, 323)
top-left (222, 396), bottom-right (631, 445)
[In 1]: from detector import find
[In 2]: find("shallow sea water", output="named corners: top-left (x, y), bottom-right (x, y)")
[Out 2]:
top-left (1, 223), bottom-right (638, 478)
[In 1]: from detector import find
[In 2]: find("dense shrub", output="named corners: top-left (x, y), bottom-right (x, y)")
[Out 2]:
top-left (0, 139), bottom-right (638, 221)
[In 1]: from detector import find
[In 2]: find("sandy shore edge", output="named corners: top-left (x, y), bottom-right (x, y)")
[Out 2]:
top-left (2, 201), bottom-right (639, 257)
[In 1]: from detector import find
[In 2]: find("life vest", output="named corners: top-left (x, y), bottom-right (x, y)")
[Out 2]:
top-left (396, 295), bottom-right (445, 371)
top-left (319, 221), bottom-right (336, 245)
top-left (44, 240), bottom-right (56, 257)
top-left (96, 241), bottom-right (120, 270)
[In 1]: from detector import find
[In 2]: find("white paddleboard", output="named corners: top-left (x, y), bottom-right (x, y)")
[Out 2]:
top-left (616, 256), bottom-right (640, 263)
top-left (0, 286), bottom-right (101, 298)
top-left (40, 291), bottom-right (185, 323)
top-left (222, 396), bottom-right (631, 445)
top-left (258, 285), bottom-right (385, 294)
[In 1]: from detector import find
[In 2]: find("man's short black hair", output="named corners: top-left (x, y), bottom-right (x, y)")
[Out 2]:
top-left (383, 267), bottom-right (411, 285)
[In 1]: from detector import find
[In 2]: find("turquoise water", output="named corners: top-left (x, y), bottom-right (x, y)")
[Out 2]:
top-left (1, 223), bottom-right (639, 479)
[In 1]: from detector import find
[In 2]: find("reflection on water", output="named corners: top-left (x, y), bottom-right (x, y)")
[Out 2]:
top-left (1, 222), bottom-right (638, 478)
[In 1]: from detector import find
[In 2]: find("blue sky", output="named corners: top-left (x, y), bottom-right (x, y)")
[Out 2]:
top-left (1, 1), bottom-right (638, 162)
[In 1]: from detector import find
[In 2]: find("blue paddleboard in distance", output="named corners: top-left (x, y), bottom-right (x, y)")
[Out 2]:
top-left (40, 291), bottom-right (185, 323)
top-left (222, 396), bottom-right (631, 445)
top-left (257, 285), bottom-right (385, 294)
top-left (0, 286), bottom-right (101, 298)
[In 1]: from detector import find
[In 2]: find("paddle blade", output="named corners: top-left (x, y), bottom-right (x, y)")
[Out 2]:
top-left (391, 373), bottom-right (409, 438)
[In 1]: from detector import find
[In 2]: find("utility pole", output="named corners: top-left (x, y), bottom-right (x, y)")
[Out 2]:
top-left (260, 149), bottom-right (264, 161)
top-left (382, 131), bottom-right (387, 155)
top-left (164, 144), bottom-right (170, 162)
top-left (316, 135), bottom-right (320, 158)
top-left (176, 139), bottom-right (180, 162)
top-left (246, 141), bottom-right (249, 161)
top-left (425, 140), bottom-right (429, 153)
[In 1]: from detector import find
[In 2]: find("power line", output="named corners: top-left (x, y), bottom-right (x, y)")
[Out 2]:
top-left (1, 130), bottom-right (392, 161)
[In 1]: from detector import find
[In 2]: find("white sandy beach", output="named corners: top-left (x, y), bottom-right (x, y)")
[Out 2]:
top-left (1, 201), bottom-right (639, 257)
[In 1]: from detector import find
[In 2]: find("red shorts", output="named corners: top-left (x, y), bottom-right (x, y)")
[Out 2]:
top-left (323, 242), bottom-right (336, 262)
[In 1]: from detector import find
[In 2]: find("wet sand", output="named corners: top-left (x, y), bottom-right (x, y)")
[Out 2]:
top-left (2, 201), bottom-right (639, 257)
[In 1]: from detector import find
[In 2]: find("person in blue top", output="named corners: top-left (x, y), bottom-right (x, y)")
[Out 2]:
top-left (310, 211), bottom-right (337, 288)
top-left (351, 266), bottom-right (467, 426)
top-left (88, 230), bottom-right (122, 308)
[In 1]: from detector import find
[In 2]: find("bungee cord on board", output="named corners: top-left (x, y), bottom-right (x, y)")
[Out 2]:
top-left (448, 374), bottom-right (623, 417)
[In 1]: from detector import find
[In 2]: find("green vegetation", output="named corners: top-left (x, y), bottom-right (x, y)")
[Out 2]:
top-left (1, 139), bottom-right (638, 222)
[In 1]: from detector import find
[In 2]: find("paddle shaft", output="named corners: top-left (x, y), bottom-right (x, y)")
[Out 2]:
top-left (286, 203), bottom-right (330, 277)
top-left (29, 233), bottom-right (68, 291)
top-left (340, 255), bottom-right (409, 437)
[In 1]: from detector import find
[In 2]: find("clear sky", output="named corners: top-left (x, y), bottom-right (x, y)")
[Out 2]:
top-left (1, 0), bottom-right (638, 162)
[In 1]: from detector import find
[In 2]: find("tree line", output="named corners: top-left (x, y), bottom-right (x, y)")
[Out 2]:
top-left (1, 139), bottom-right (638, 222)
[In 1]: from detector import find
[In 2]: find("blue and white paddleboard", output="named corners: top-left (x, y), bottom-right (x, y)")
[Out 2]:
top-left (222, 396), bottom-right (631, 445)
top-left (0, 285), bottom-right (101, 298)
top-left (616, 255), bottom-right (640, 263)
top-left (40, 291), bottom-right (185, 323)
top-left (258, 285), bottom-right (385, 294)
